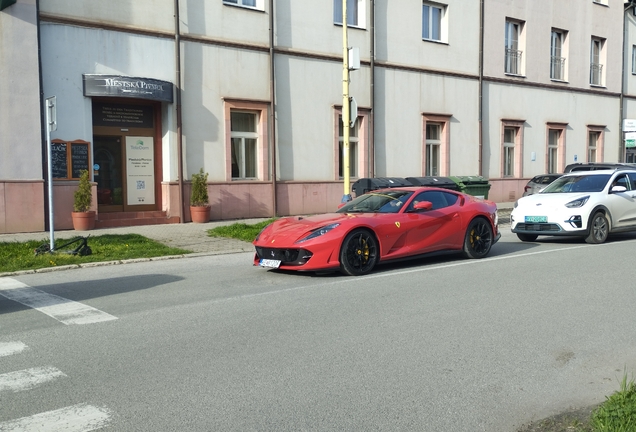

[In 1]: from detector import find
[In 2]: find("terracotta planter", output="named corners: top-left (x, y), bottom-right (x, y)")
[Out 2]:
top-left (71, 211), bottom-right (96, 231)
top-left (190, 206), bottom-right (211, 223)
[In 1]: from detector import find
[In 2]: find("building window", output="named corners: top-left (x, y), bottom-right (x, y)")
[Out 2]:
top-left (224, 100), bottom-right (269, 181)
top-left (334, 108), bottom-right (369, 180)
top-left (422, 2), bottom-right (446, 43)
top-left (587, 127), bottom-right (605, 163)
top-left (223, 0), bottom-right (263, 10)
top-left (422, 114), bottom-right (451, 176)
top-left (632, 45), bottom-right (636, 75)
top-left (231, 112), bottom-right (258, 179)
top-left (550, 30), bottom-right (566, 81)
top-left (334, 0), bottom-right (365, 28)
top-left (546, 125), bottom-right (566, 174)
top-left (503, 128), bottom-right (516, 177)
top-left (590, 37), bottom-right (605, 86)
top-left (501, 120), bottom-right (524, 178)
top-left (425, 124), bottom-right (441, 176)
top-left (505, 19), bottom-right (524, 75)
top-left (338, 116), bottom-right (359, 178)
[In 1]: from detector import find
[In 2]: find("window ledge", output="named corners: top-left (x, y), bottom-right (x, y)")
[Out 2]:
top-left (334, 23), bottom-right (367, 31)
top-left (222, 3), bottom-right (265, 12)
top-left (504, 73), bottom-right (526, 78)
top-left (422, 38), bottom-right (449, 46)
top-left (589, 84), bottom-right (607, 89)
top-left (550, 78), bottom-right (569, 84)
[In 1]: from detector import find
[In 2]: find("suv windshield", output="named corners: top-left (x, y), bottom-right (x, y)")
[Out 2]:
top-left (337, 190), bottom-right (414, 213)
top-left (541, 174), bottom-right (611, 193)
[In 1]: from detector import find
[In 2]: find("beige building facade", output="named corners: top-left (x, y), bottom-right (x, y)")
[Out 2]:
top-left (0, 0), bottom-right (634, 233)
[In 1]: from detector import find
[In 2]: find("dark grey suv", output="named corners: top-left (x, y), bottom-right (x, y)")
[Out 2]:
top-left (522, 174), bottom-right (562, 196)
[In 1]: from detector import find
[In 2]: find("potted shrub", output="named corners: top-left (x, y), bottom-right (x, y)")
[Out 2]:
top-left (72, 169), bottom-right (96, 230)
top-left (190, 168), bottom-right (210, 223)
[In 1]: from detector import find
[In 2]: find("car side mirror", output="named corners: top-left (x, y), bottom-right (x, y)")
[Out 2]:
top-left (413, 201), bottom-right (433, 211)
top-left (611, 185), bottom-right (627, 193)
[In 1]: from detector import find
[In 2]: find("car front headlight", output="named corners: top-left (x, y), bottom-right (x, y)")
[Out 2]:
top-left (514, 200), bottom-right (519, 208)
top-left (565, 196), bottom-right (589, 208)
top-left (295, 223), bottom-right (340, 243)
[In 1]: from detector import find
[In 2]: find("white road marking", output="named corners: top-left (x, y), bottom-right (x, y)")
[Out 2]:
top-left (0, 403), bottom-right (111, 432)
top-left (0, 366), bottom-right (66, 393)
top-left (0, 278), bottom-right (117, 325)
top-left (0, 341), bottom-right (28, 357)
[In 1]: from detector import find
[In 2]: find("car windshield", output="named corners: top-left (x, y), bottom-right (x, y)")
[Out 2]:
top-left (337, 190), bottom-right (414, 213)
top-left (540, 174), bottom-right (611, 193)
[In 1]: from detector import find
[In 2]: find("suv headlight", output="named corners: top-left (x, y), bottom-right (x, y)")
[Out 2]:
top-left (565, 196), bottom-right (589, 208)
top-left (295, 223), bottom-right (340, 243)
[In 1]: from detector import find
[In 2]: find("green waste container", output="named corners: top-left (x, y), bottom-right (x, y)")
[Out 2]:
top-left (449, 176), bottom-right (491, 199)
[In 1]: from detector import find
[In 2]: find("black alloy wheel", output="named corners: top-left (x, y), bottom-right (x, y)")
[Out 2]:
top-left (517, 233), bottom-right (538, 242)
top-left (585, 212), bottom-right (609, 244)
top-left (339, 229), bottom-right (379, 276)
top-left (463, 217), bottom-right (493, 259)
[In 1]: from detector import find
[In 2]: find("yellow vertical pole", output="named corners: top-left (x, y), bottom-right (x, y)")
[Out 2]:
top-left (342, 0), bottom-right (352, 203)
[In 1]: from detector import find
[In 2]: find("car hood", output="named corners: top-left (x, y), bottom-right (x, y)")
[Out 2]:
top-left (257, 213), bottom-right (359, 244)
top-left (515, 192), bottom-right (592, 211)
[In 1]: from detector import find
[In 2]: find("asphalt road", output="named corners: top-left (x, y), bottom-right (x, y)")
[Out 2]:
top-left (1, 229), bottom-right (636, 431)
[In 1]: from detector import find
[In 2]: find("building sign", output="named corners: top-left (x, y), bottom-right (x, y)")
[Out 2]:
top-left (83, 74), bottom-right (173, 103)
top-left (626, 132), bottom-right (636, 148)
top-left (624, 119), bottom-right (636, 132)
top-left (125, 137), bottom-right (155, 206)
top-left (93, 102), bottom-right (154, 128)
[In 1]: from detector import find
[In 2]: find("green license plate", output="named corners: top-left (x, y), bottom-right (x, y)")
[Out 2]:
top-left (525, 216), bottom-right (547, 223)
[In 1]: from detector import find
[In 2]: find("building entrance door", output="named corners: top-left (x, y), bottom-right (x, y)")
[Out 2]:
top-left (92, 100), bottom-right (160, 213)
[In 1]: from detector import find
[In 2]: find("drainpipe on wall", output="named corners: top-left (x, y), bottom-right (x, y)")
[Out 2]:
top-left (369, 0), bottom-right (375, 178)
top-left (269, 0), bottom-right (277, 216)
top-left (620, 2), bottom-right (634, 162)
top-left (36, 0), bottom-right (49, 230)
top-left (478, 0), bottom-right (484, 176)
top-left (174, 0), bottom-right (184, 223)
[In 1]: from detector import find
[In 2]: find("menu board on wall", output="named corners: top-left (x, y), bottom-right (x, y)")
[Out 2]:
top-left (71, 143), bottom-right (90, 178)
top-left (125, 136), bottom-right (155, 206)
top-left (51, 142), bottom-right (68, 179)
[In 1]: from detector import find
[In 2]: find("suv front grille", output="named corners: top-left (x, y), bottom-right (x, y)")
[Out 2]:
top-left (516, 223), bottom-right (562, 232)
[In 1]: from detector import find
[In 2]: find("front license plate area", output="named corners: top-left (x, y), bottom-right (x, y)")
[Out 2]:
top-left (525, 216), bottom-right (547, 223)
top-left (259, 259), bottom-right (281, 269)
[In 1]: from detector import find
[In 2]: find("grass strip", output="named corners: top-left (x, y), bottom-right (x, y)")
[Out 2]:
top-left (206, 218), bottom-right (277, 243)
top-left (0, 234), bottom-right (190, 273)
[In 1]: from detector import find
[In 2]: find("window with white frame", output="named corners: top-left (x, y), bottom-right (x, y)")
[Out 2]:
top-left (338, 116), bottom-right (359, 178)
top-left (503, 127), bottom-right (516, 177)
top-left (335, 108), bottom-right (369, 180)
top-left (422, 114), bottom-right (450, 176)
top-left (550, 30), bottom-right (566, 81)
top-left (422, 2), bottom-right (446, 43)
top-left (590, 37), bottom-right (605, 86)
top-left (223, 0), bottom-right (263, 10)
top-left (425, 123), bottom-right (441, 176)
top-left (547, 129), bottom-right (560, 173)
top-left (588, 131), bottom-right (599, 162)
top-left (231, 112), bottom-right (258, 179)
top-left (334, 0), bottom-right (365, 28)
top-left (505, 19), bottom-right (523, 75)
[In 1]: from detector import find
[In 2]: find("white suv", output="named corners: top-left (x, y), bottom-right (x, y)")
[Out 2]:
top-left (511, 169), bottom-right (636, 244)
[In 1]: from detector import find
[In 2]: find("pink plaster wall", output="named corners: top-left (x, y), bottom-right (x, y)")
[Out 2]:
top-left (488, 178), bottom-right (526, 203)
top-left (276, 182), bottom-right (345, 216)
top-left (0, 181), bottom-right (45, 234)
top-left (52, 182), bottom-right (98, 230)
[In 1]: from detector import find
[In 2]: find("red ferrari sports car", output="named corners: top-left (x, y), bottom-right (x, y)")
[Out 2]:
top-left (253, 186), bottom-right (500, 276)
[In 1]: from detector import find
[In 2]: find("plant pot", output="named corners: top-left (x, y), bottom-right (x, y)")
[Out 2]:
top-left (190, 206), bottom-right (210, 223)
top-left (72, 211), bottom-right (96, 231)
